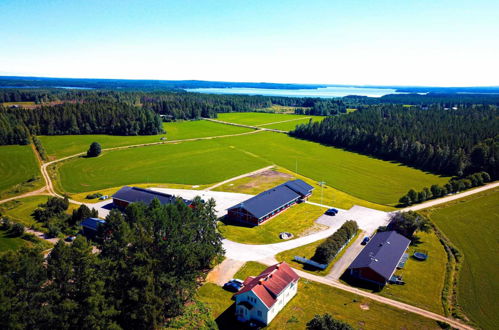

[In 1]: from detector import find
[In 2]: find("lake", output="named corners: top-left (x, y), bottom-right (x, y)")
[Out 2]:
top-left (186, 86), bottom-right (401, 98)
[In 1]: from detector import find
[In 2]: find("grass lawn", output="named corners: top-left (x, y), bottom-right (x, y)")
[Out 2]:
top-left (218, 203), bottom-right (327, 244)
top-left (217, 112), bottom-right (315, 126)
top-left (198, 262), bottom-right (441, 330)
top-left (57, 137), bottom-right (271, 193)
top-left (0, 195), bottom-right (51, 228)
top-left (424, 188), bottom-right (499, 330)
top-left (0, 145), bottom-right (43, 198)
top-left (39, 120), bottom-right (253, 159)
top-left (379, 230), bottom-right (447, 314)
top-left (275, 231), bottom-right (361, 276)
top-left (0, 229), bottom-right (52, 253)
top-left (214, 166), bottom-right (393, 211)
top-left (214, 131), bottom-right (448, 206)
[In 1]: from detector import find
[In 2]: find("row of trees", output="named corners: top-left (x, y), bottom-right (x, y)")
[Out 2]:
top-left (295, 99), bottom-right (347, 116)
top-left (399, 172), bottom-right (491, 206)
top-left (0, 102), bottom-right (163, 145)
top-left (312, 220), bottom-right (358, 264)
top-left (0, 197), bottom-right (224, 329)
top-left (290, 105), bottom-right (499, 178)
top-left (384, 211), bottom-right (431, 240)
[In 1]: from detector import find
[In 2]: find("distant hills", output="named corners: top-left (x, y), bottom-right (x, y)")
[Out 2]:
top-left (0, 75), bottom-right (498, 94)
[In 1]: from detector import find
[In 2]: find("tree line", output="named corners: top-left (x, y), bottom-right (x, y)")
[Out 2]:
top-left (0, 102), bottom-right (163, 145)
top-left (399, 172), bottom-right (491, 206)
top-left (0, 197), bottom-right (224, 329)
top-left (290, 105), bottom-right (499, 178)
top-left (312, 220), bottom-right (358, 264)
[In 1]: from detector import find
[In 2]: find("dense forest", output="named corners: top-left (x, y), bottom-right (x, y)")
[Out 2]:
top-left (291, 105), bottom-right (499, 178)
top-left (0, 102), bottom-right (163, 145)
top-left (0, 198), bottom-right (224, 329)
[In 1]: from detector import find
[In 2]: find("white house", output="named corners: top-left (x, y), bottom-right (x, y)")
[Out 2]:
top-left (233, 262), bottom-right (299, 325)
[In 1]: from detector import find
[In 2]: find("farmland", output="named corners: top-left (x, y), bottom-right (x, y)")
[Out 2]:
top-left (218, 203), bottom-right (327, 244)
top-left (56, 130), bottom-right (447, 205)
top-left (0, 195), bottom-right (50, 228)
top-left (57, 138), bottom-right (270, 193)
top-left (198, 262), bottom-right (442, 330)
top-left (261, 117), bottom-right (321, 131)
top-left (216, 112), bottom-right (317, 126)
top-left (426, 188), bottom-right (499, 330)
top-left (0, 145), bottom-right (43, 198)
top-left (39, 120), bottom-right (253, 159)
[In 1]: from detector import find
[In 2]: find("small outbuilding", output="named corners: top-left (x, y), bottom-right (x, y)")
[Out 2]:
top-left (80, 217), bottom-right (106, 239)
top-left (347, 230), bottom-right (411, 286)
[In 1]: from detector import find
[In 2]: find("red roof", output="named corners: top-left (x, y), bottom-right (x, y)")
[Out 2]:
top-left (234, 262), bottom-right (299, 308)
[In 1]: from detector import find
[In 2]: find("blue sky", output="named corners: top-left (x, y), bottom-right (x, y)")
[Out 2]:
top-left (1, 0), bottom-right (498, 86)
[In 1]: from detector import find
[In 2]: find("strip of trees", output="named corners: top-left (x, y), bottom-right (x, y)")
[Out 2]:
top-left (0, 197), bottom-right (224, 329)
top-left (312, 220), bottom-right (358, 264)
top-left (291, 105), bottom-right (499, 179)
top-left (399, 171), bottom-right (491, 206)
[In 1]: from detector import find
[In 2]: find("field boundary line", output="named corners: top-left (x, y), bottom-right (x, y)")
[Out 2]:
top-left (203, 118), bottom-right (286, 133)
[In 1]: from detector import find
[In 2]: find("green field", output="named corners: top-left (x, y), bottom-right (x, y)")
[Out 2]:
top-left (0, 145), bottom-right (42, 197)
top-left (0, 195), bottom-right (51, 228)
top-left (0, 229), bottom-right (28, 252)
top-left (217, 112), bottom-right (315, 126)
top-left (262, 117), bottom-right (323, 132)
top-left (426, 188), bottom-right (499, 330)
top-left (198, 262), bottom-right (441, 330)
top-left (218, 203), bottom-right (326, 244)
top-left (57, 131), bottom-right (447, 205)
top-left (57, 138), bottom-right (270, 193)
top-left (213, 132), bottom-right (447, 205)
top-left (39, 120), bottom-right (253, 159)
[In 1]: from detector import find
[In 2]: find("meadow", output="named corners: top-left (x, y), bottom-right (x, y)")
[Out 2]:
top-left (261, 117), bottom-right (323, 132)
top-left (218, 203), bottom-right (326, 244)
top-left (214, 132), bottom-right (448, 205)
top-left (56, 130), bottom-right (447, 205)
top-left (198, 262), bottom-right (442, 330)
top-left (57, 138), bottom-right (270, 193)
top-left (0, 195), bottom-right (51, 227)
top-left (0, 145), bottom-right (42, 197)
top-left (426, 188), bottom-right (499, 330)
top-left (216, 112), bottom-right (316, 126)
top-left (39, 120), bottom-right (253, 159)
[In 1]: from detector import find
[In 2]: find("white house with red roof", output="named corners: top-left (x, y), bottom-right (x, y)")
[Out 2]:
top-left (233, 262), bottom-right (299, 325)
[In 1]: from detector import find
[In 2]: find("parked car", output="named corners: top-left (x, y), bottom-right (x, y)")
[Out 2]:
top-left (229, 278), bottom-right (244, 286)
top-left (325, 208), bottom-right (338, 216)
top-left (65, 235), bottom-right (77, 242)
top-left (361, 236), bottom-right (370, 245)
top-left (223, 281), bottom-right (243, 292)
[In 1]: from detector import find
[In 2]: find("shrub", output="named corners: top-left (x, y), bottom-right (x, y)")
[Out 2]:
top-left (12, 223), bottom-right (25, 237)
top-left (87, 142), bottom-right (101, 157)
top-left (86, 193), bottom-right (103, 199)
top-left (307, 314), bottom-right (354, 330)
top-left (312, 220), bottom-right (358, 264)
top-left (1, 217), bottom-right (12, 230)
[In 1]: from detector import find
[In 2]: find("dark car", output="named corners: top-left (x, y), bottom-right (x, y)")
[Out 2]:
top-left (361, 236), bottom-right (370, 245)
top-left (325, 208), bottom-right (338, 216)
top-left (223, 281), bottom-right (243, 292)
top-left (65, 235), bottom-right (77, 242)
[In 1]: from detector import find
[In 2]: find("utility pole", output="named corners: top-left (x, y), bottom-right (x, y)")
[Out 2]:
top-left (318, 180), bottom-right (326, 205)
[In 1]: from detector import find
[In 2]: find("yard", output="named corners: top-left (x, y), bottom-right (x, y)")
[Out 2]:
top-left (39, 120), bottom-right (253, 159)
top-left (425, 188), bottom-right (499, 330)
top-left (378, 230), bottom-right (447, 314)
top-left (0, 229), bottom-right (52, 253)
top-left (197, 262), bottom-right (442, 330)
top-left (0, 145), bottom-right (43, 198)
top-left (218, 203), bottom-right (327, 244)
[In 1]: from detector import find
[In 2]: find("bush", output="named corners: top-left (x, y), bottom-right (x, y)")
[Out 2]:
top-left (86, 193), bottom-right (103, 199)
top-left (307, 313), bottom-right (354, 330)
top-left (11, 223), bottom-right (25, 237)
top-left (1, 217), bottom-right (12, 230)
top-left (47, 223), bottom-right (61, 238)
top-left (312, 220), bottom-right (358, 264)
top-left (87, 142), bottom-right (101, 157)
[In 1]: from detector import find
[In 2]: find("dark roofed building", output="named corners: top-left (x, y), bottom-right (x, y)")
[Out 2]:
top-left (80, 217), bottom-right (106, 239)
top-left (347, 230), bottom-right (410, 286)
top-left (227, 180), bottom-right (314, 226)
top-left (112, 186), bottom-right (190, 209)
